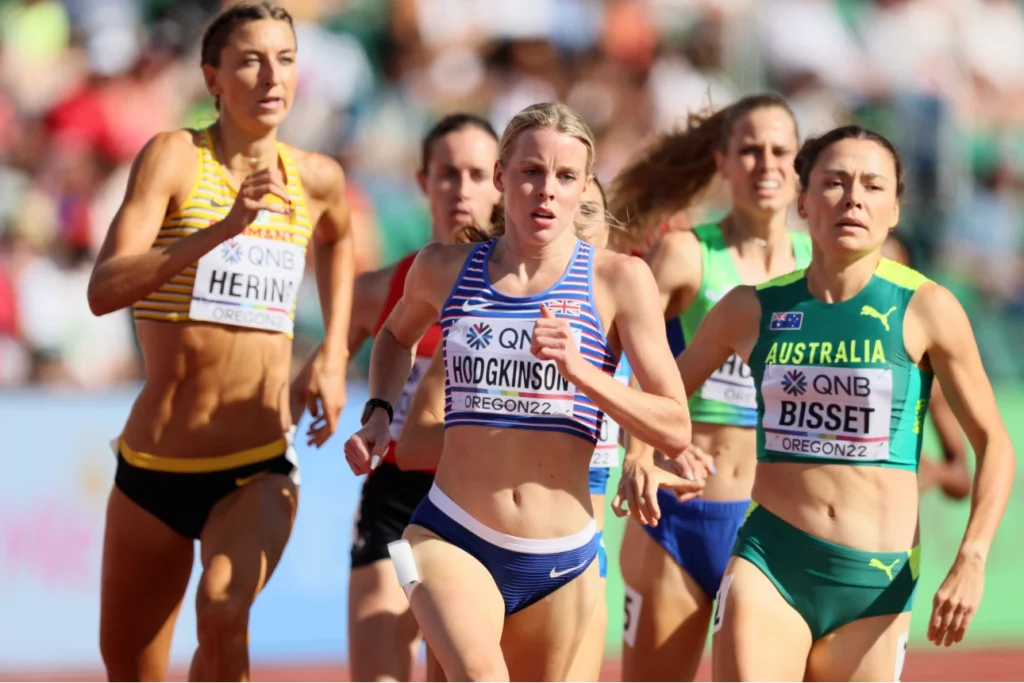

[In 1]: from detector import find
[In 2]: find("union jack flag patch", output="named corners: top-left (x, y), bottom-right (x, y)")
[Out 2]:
top-left (547, 299), bottom-right (583, 316)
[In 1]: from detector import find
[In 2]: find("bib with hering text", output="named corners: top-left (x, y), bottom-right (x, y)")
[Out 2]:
top-left (190, 230), bottom-right (305, 335)
top-left (760, 365), bottom-right (893, 461)
top-left (701, 354), bottom-right (757, 410)
top-left (445, 317), bottom-right (582, 419)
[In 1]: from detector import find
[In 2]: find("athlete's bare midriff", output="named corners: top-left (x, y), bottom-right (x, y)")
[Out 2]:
top-left (121, 319), bottom-right (293, 459)
top-left (433, 426), bottom-right (596, 539)
top-left (690, 422), bottom-right (757, 500)
top-left (753, 461), bottom-right (920, 552)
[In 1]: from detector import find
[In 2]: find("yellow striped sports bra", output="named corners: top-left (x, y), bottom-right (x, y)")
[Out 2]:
top-left (133, 128), bottom-right (313, 337)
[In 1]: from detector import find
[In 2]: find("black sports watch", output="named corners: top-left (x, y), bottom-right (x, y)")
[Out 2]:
top-left (361, 398), bottom-right (394, 426)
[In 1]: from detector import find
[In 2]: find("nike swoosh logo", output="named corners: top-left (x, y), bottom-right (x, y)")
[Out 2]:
top-left (549, 560), bottom-right (589, 579)
top-left (235, 470), bottom-right (269, 488)
top-left (461, 299), bottom-right (492, 313)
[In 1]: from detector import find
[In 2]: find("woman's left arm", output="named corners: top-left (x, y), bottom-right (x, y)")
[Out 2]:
top-left (911, 283), bottom-right (1016, 646)
top-left (300, 154), bottom-right (355, 447)
top-left (533, 255), bottom-right (691, 457)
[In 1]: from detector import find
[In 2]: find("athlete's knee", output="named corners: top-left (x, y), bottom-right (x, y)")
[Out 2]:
top-left (196, 591), bottom-right (250, 652)
top-left (447, 657), bottom-right (510, 683)
top-left (100, 641), bottom-right (166, 682)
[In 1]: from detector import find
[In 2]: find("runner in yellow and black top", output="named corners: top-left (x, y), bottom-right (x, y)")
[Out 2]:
top-left (87, 3), bottom-right (354, 680)
top-left (622, 124), bottom-right (1015, 681)
top-left (607, 93), bottom-right (809, 682)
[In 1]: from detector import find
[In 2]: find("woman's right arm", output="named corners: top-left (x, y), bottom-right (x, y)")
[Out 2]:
top-left (922, 381), bottom-right (972, 500)
top-left (395, 344), bottom-right (446, 472)
top-left (87, 131), bottom-right (291, 316)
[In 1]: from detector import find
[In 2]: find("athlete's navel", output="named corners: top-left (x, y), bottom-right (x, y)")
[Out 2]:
top-left (512, 489), bottom-right (522, 506)
top-left (827, 504), bottom-right (837, 520)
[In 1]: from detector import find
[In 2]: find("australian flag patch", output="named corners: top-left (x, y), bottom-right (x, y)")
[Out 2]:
top-left (770, 311), bottom-right (803, 330)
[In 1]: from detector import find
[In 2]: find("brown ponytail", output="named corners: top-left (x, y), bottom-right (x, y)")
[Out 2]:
top-left (606, 93), bottom-right (796, 252)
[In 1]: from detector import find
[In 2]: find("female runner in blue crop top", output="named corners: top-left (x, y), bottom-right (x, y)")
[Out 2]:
top-left (345, 102), bottom-right (708, 682)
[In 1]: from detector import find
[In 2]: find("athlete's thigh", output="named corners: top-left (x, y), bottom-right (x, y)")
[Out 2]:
top-left (712, 557), bottom-right (812, 683)
top-left (403, 524), bottom-right (508, 682)
top-left (806, 612), bottom-right (912, 683)
top-left (100, 486), bottom-right (195, 681)
top-left (426, 644), bottom-right (448, 683)
top-left (348, 559), bottom-right (421, 682)
top-left (620, 520), bottom-right (712, 682)
top-left (198, 473), bottom-right (298, 606)
top-left (565, 577), bottom-right (606, 682)
top-left (502, 561), bottom-right (601, 682)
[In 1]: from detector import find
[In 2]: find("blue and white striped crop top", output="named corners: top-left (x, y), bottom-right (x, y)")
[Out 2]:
top-left (441, 239), bottom-right (617, 445)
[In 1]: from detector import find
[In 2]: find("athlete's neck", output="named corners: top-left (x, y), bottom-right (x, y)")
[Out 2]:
top-left (722, 206), bottom-right (788, 252)
top-left (212, 118), bottom-right (279, 176)
top-left (429, 226), bottom-right (451, 245)
top-left (806, 245), bottom-right (883, 303)
top-left (493, 223), bottom-right (577, 282)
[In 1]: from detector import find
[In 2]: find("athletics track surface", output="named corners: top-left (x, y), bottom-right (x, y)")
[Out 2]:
top-left (4, 649), bottom-right (1023, 682)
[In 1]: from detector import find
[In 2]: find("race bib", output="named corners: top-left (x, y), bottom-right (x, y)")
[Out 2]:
top-left (590, 365), bottom-right (630, 468)
top-left (390, 355), bottom-right (433, 441)
top-left (445, 317), bottom-right (581, 419)
top-left (761, 365), bottom-right (892, 461)
top-left (700, 353), bottom-right (757, 409)
top-left (190, 231), bottom-right (305, 334)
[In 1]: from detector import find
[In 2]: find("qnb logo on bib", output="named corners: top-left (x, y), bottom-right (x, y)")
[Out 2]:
top-left (446, 317), bottom-right (581, 418)
top-left (190, 234), bottom-right (305, 334)
top-left (701, 354), bottom-right (757, 409)
top-left (761, 364), bottom-right (893, 461)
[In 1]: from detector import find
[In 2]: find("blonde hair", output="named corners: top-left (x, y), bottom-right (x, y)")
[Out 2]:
top-left (499, 102), bottom-right (596, 175)
top-left (493, 102), bottom-right (598, 239)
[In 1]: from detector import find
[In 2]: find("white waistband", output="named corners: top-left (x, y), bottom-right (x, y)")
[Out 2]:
top-left (427, 484), bottom-right (596, 555)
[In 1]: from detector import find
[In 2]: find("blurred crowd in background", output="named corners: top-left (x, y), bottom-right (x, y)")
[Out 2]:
top-left (2, 0), bottom-right (1024, 389)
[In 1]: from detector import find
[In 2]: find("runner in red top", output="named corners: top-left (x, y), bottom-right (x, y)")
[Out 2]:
top-left (344, 112), bottom-right (501, 682)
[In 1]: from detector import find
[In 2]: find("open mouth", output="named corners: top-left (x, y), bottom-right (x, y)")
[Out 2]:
top-left (755, 180), bottom-right (781, 191)
top-left (258, 97), bottom-right (285, 109)
top-left (532, 207), bottom-right (555, 220)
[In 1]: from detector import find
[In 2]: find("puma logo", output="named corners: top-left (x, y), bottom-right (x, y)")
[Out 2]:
top-left (860, 305), bottom-right (897, 331)
top-left (870, 557), bottom-right (901, 581)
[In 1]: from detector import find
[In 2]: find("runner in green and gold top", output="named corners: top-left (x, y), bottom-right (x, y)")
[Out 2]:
top-left (623, 124), bottom-right (1016, 681)
top-left (607, 93), bottom-right (811, 682)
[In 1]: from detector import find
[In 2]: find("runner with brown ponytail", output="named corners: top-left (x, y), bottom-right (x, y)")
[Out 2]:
top-left (608, 93), bottom-right (811, 681)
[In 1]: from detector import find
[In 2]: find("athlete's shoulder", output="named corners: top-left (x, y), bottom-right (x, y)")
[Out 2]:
top-left (875, 258), bottom-right (932, 292)
top-left (905, 277), bottom-right (957, 320)
top-left (651, 227), bottom-right (701, 256)
top-left (124, 130), bottom-right (199, 196)
top-left (133, 129), bottom-right (198, 171)
top-left (643, 228), bottom-right (701, 275)
top-left (755, 267), bottom-right (808, 292)
top-left (289, 147), bottom-right (347, 203)
top-left (411, 240), bottom-right (482, 279)
top-left (594, 248), bottom-right (657, 294)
